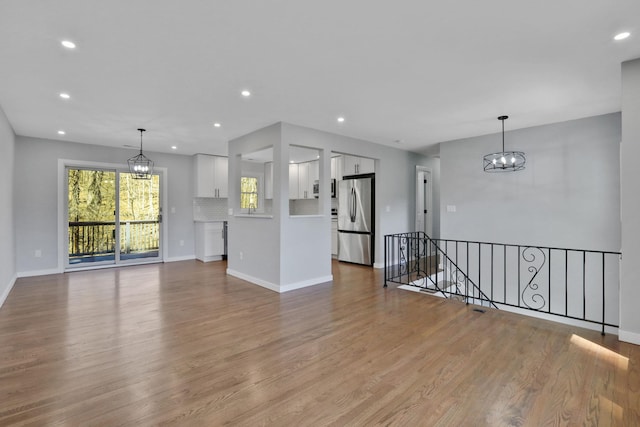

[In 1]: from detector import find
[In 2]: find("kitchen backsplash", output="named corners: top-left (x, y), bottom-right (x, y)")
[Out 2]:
top-left (193, 197), bottom-right (228, 221)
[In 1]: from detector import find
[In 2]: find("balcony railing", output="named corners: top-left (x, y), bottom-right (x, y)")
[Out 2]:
top-left (68, 220), bottom-right (159, 260)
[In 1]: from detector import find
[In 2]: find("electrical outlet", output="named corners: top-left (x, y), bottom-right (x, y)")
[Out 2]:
top-left (35, 249), bottom-right (42, 258)
top-left (239, 251), bottom-right (243, 260)
top-left (171, 206), bottom-right (176, 214)
top-left (179, 240), bottom-right (184, 246)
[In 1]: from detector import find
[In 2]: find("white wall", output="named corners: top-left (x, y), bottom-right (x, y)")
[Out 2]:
top-left (14, 136), bottom-right (196, 275)
top-left (440, 113), bottom-right (621, 251)
top-left (620, 58), bottom-right (640, 344)
top-left (0, 104), bottom-right (16, 307)
top-left (227, 123), bottom-right (282, 288)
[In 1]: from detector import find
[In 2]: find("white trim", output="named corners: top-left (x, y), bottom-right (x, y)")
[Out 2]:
top-left (165, 255), bottom-right (197, 262)
top-left (0, 275), bottom-right (17, 308)
top-left (227, 269), bottom-right (280, 292)
top-left (17, 268), bottom-right (61, 278)
top-left (415, 165), bottom-right (433, 236)
top-left (619, 330), bottom-right (640, 345)
top-left (226, 269), bottom-right (333, 293)
top-left (373, 262), bottom-right (384, 269)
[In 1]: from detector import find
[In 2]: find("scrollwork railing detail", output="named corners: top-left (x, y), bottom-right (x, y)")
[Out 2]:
top-left (521, 246), bottom-right (547, 310)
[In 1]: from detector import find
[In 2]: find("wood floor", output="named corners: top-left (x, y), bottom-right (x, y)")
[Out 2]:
top-left (1, 260), bottom-right (639, 426)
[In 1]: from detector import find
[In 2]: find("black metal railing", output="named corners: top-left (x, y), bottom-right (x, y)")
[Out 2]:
top-left (384, 232), bottom-right (621, 334)
top-left (69, 220), bottom-right (159, 259)
top-left (384, 232), bottom-right (497, 309)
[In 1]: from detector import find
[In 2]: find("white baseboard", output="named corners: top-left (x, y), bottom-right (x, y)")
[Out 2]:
top-left (227, 269), bottom-right (280, 292)
top-left (373, 262), bottom-right (384, 269)
top-left (165, 255), bottom-right (197, 262)
top-left (0, 274), bottom-right (17, 309)
top-left (17, 268), bottom-right (62, 278)
top-left (619, 329), bottom-right (640, 345)
top-left (226, 269), bottom-right (332, 293)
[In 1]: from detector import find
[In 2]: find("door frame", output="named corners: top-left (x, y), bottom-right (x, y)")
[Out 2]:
top-left (57, 159), bottom-right (168, 273)
top-left (415, 165), bottom-right (433, 237)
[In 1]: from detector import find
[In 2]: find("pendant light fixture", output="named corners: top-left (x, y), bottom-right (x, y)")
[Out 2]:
top-left (483, 116), bottom-right (525, 172)
top-left (128, 128), bottom-right (154, 179)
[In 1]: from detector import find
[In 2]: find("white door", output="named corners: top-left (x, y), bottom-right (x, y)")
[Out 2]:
top-left (415, 167), bottom-right (432, 237)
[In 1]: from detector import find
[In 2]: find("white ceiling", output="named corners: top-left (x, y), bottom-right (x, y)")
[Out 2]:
top-left (1, 1), bottom-right (639, 157)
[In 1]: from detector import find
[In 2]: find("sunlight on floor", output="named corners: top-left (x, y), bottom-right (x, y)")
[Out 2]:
top-left (570, 334), bottom-right (628, 370)
top-left (597, 394), bottom-right (624, 422)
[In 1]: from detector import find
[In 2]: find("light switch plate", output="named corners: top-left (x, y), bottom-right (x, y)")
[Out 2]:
top-left (447, 205), bottom-right (457, 212)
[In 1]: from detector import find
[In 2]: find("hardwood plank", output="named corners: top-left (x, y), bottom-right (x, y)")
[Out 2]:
top-left (0, 260), bottom-right (638, 426)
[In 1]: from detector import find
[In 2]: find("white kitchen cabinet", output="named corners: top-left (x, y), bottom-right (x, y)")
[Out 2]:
top-left (331, 219), bottom-right (338, 256)
top-left (290, 160), bottom-right (320, 199)
top-left (331, 156), bottom-right (343, 180)
top-left (297, 160), bottom-right (319, 199)
top-left (264, 162), bottom-right (274, 199)
top-left (213, 156), bottom-right (228, 198)
top-left (309, 160), bottom-right (319, 185)
top-left (195, 154), bottom-right (228, 198)
top-left (343, 155), bottom-right (374, 176)
top-left (195, 222), bottom-right (225, 262)
top-left (298, 162), bottom-right (310, 199)
top-left (289, 163), bottom-right (299, 199)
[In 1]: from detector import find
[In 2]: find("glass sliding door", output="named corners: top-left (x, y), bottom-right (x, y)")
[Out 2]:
top-left (67, 168), bottom-right (117, 266)
top-left (118, 172), bottom-right (161, 262)
top-left (66, 167), bottom-right (162, 269)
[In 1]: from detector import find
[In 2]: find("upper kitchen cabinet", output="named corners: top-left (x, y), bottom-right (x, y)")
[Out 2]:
top-left (289, 163), bottom-right (299, 200)
top-left (297, 160), bottom-right (319, 200)
top-left (195, 154), bottom-right (228, 198)
top-left (289, 160), bottom-right (319, 200)
top-left (343, 155), bottom-right (374, 176)
top-left (331, 156), bottom-right (343, 180)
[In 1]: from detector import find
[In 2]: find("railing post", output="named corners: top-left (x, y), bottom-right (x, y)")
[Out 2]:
top-left (384, 235), bottom-right (388, 288)
top-left (602, 252), bottom-right (605, 335)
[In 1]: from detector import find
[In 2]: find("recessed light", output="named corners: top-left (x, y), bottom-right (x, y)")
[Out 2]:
top-left (61, 40), bottom-right (76, 49)
top-left (241, 90), bottom-right (251, 97)
top-left (337, 117), bottom-right (345, 123)
top-left (171, 146), bottom-right (177, 150)
top-left (290, 160), bottom-right (295, 164)
top-left (213, 122), bottom-right (221, 128)
top-left (614, 32), bottom-right (630, 41)
top-left (57, 130), bottom-right (66, 135)
top-left (59, 93), bottom-right (70, 99)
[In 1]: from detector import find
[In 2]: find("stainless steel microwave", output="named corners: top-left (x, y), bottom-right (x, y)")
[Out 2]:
top-left (313, 179), bottom-right (336, 198)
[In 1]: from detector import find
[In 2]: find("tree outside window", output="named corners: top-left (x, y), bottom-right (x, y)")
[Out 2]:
top-left (240, 176), bottom-right (258, 210)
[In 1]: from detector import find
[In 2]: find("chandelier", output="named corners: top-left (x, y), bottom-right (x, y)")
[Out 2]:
top-left (128, 128), bottom-right (154, 179)
top-left (483, 116), bottom-right (525, 172)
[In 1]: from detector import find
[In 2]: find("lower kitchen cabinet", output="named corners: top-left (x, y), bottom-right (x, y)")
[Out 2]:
top-left (195, 221), bottom-right (225, 262)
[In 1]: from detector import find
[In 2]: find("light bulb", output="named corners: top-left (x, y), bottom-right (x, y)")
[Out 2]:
top-left (511, 157), bottom-right (516, 164)
top-left (500, 156), bottom-right (506, 164)
top-left (492, 158), bottom-right (497, 165)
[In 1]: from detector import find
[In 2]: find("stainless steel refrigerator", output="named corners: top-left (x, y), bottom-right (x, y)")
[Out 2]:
top-left (338, 174), bottom-right (374, 266)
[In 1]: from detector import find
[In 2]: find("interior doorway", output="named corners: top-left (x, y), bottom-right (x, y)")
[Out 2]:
top-left (415, 166), bottom-right (433, 237)
top-left (65, 167), bottom-right (162, 269)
